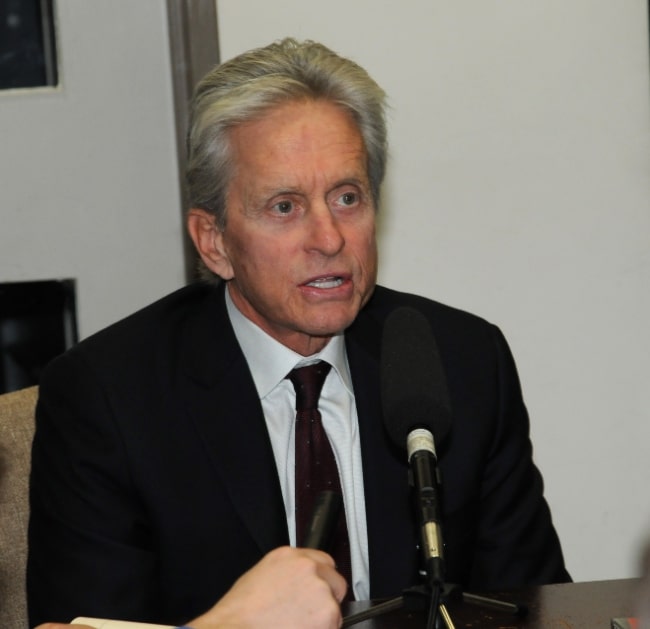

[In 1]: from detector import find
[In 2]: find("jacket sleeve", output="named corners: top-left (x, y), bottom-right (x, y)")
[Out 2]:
top-left (27, 349), bottom-right (160, 626)
top-left (467, 324), bottom-right (570, 588)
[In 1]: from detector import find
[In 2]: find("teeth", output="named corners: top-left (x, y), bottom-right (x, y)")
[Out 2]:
top-left (307, 277), bottom-right (343, 289)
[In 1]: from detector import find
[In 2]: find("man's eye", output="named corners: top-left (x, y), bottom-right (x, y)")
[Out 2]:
top-left (339, 192), bottom-right (358, 206)
top-left (272, 200), bottom-right (293, 214)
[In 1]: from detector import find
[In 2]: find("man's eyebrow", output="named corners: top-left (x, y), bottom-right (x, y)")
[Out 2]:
top-left (246, 171), bottom-right (371, 201)
top-left (327, 177), bottom-right (372, 195)
top-left (333, 176), bottom-right (369, 187)
top-left (253, 186), bottom-right (303, 201)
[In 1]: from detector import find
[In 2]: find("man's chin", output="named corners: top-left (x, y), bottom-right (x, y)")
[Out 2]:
top-left (304, 306), bottom-right (362, 336)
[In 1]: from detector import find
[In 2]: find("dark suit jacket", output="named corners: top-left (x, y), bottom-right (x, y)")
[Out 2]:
top-left (27, 283), bottom-right (569, 626)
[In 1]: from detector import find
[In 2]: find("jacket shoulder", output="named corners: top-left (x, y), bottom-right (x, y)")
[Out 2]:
top-left (364, 285), bottom-right (495, 337)
top-left (42, 282), bottom-right (224, 379)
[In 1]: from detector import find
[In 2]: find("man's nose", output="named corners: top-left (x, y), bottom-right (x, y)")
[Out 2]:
top-left (304, 203), bottom-right (345, 256)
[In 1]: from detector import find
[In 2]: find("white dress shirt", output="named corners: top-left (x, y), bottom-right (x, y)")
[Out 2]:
top-left (225, 289), bottom-right (370, 600)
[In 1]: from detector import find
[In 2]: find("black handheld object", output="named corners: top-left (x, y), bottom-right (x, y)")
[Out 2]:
top-left (381, 306), bottom-right (452, 586)
top-left (301, 491), bottom-right (342, 551)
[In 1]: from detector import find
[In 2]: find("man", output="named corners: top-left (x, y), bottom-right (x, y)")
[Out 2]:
top-left (28, 38), bottom-right (569, 627)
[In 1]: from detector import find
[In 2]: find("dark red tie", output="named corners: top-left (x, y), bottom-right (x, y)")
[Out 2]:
top-left (288, 361), bottom-right (353, 598)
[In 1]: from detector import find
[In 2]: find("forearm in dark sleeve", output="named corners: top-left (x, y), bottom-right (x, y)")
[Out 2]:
top-left (468, 325), bottom-right (570, 588)
top-left (28, 351), bottom-right (159, 625)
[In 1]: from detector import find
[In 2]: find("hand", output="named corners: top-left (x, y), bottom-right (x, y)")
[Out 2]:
top-left (188, 546), bottom-right (347, 629)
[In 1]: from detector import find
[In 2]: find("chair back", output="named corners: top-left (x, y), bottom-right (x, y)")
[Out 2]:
top-left (0, 386), bottom-right (38, 629)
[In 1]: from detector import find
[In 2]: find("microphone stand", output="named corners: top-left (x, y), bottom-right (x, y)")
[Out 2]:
top-left (342, 581), bottom-right (528, 628)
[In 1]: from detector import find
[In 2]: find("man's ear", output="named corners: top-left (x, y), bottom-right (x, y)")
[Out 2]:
top-left (186, 208), bottom-right (234, 280)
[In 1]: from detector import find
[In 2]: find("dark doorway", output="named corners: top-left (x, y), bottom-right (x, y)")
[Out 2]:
top-left (0, 279), bottom-right (77, 393)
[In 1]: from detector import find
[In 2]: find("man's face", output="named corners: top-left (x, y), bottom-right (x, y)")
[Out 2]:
top-left (212, 99), bottom-right (378, 356)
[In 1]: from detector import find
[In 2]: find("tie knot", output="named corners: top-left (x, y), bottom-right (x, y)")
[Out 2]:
top-left (288, 361), bottom-right (331, 412)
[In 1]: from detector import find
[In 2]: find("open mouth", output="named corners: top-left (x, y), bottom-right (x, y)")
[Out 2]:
top-left (305, 276), bottom-right (344, 289)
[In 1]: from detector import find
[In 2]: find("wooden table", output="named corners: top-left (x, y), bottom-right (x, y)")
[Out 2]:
top-left (343, 579), bottom-right (641, 628)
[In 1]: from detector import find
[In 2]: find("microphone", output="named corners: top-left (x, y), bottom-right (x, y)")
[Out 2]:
top-left (381, 306), bottom-right (452, 586)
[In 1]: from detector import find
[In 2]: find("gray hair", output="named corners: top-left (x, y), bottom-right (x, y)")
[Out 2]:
top-left (186, 37), bottom-right (388, 228)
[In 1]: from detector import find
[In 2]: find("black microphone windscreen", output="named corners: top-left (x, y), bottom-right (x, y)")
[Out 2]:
top-left (381, 306), bottom-right (452, 449)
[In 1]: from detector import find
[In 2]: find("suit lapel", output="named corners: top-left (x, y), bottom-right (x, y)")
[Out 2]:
top-left (179, 284), bottom-right (289, 554)
top-left (174, 283), bottom-right (419, 595)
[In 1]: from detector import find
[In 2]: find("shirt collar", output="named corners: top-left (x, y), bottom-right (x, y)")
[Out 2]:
top-left (225, 286), bottom-right (354, 399)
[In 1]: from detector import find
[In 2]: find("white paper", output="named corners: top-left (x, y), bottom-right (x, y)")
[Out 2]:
top-left (72, 618), bottom-right (175, 629)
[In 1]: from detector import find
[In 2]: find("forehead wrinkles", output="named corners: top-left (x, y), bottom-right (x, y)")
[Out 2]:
top-left (226, 100), bottom-right (369, 207)
top-left (234, 141), bottom-right (368, 200)
top-left (234, 119), bottom-right (365, 169)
